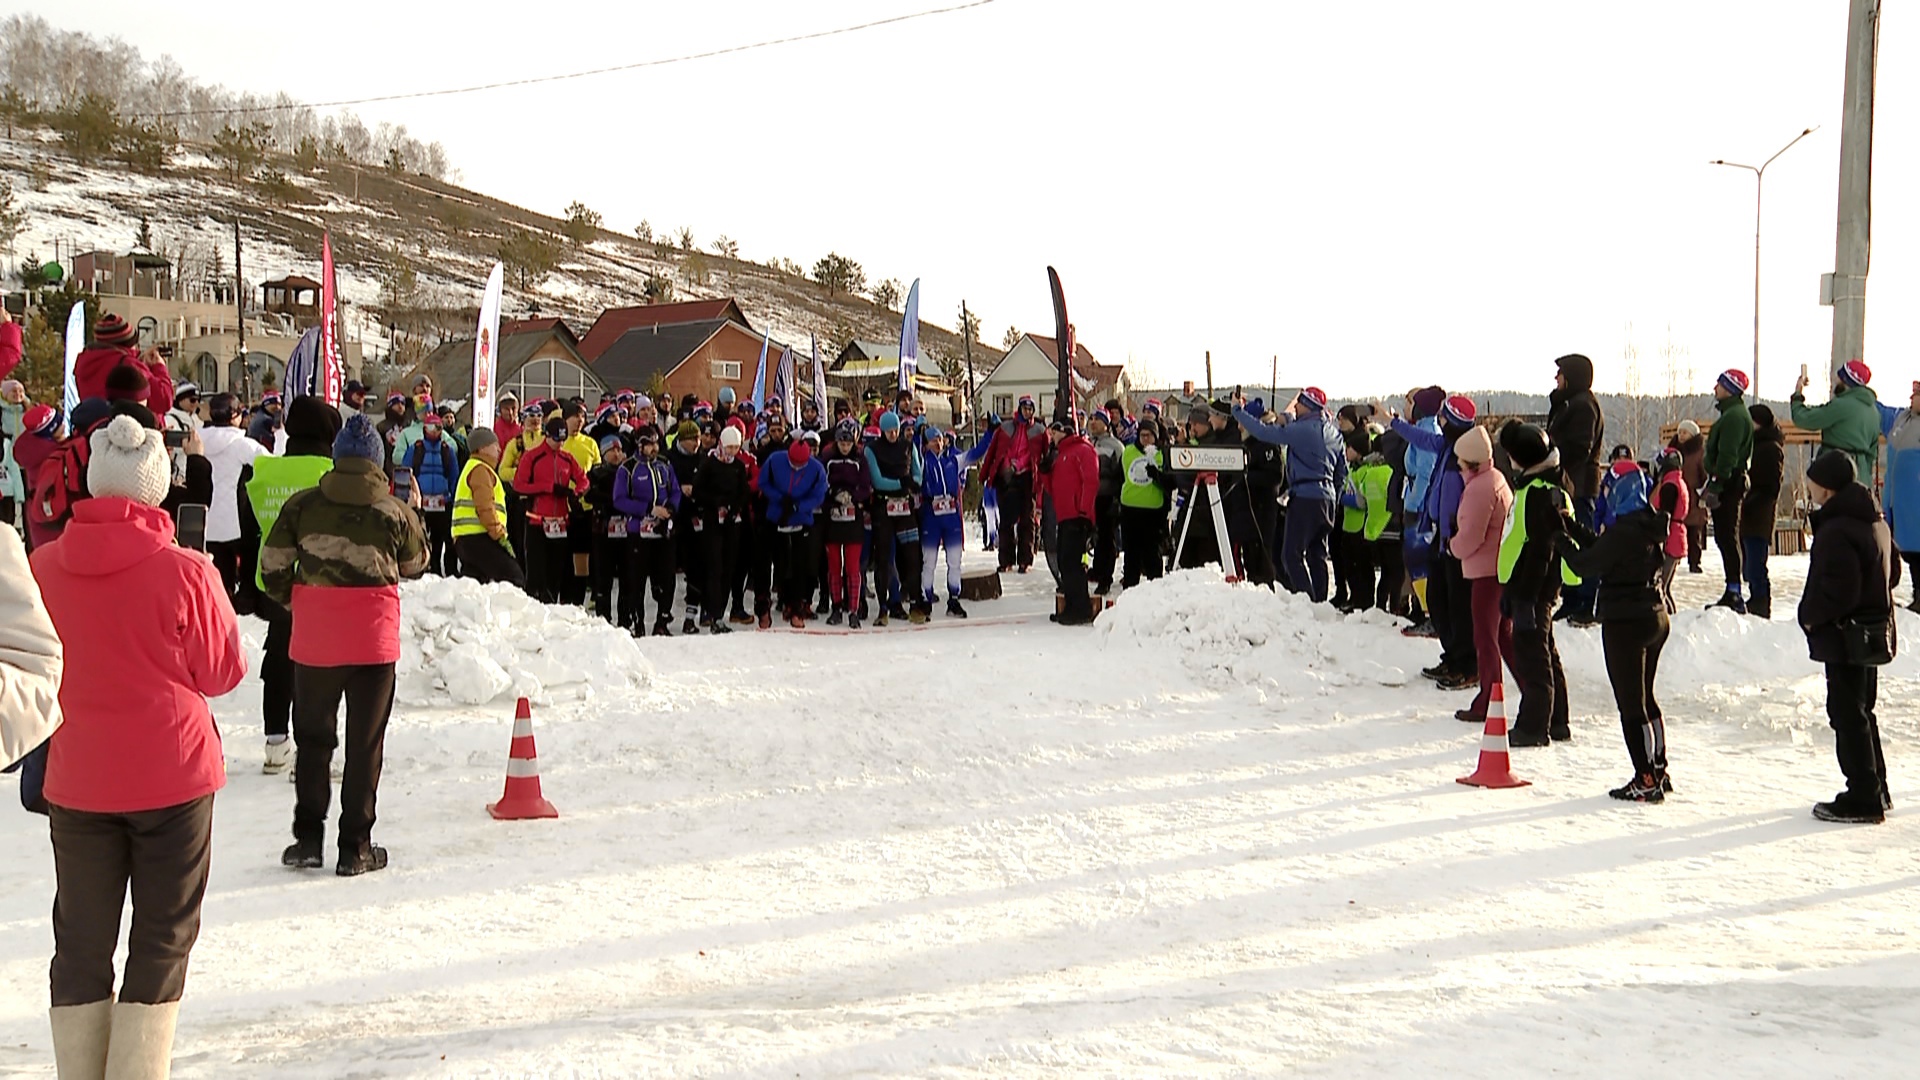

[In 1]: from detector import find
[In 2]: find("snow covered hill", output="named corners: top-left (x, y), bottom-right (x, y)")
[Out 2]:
top-left (2, 548), bottom-right (1916, 1077)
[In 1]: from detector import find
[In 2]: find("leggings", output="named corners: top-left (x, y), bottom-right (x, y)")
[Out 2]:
top-left (826, 542), bottom-right (863, 612)
top-left (1465, 575), bottom-right (1515, 719)
top-left (1602, 612), bottom-right (1670, 776)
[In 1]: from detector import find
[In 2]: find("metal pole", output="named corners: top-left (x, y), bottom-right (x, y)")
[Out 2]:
top-left (1829, 0), bottom-right (1878, 377)
top-left (1204, 350), bottom-right (1213, 401)
top-left (1270, 354), bottom-right (1277, 407)
top-left (1710, 125), bottom-right (1815, 397)
top-left (234, 218), bottom-right (247, 401)
top-left (962, 299), bottom-right (976, 439)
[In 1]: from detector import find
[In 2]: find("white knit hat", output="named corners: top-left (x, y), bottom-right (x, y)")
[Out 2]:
top-left (87, 415), bottom-right (170, 507)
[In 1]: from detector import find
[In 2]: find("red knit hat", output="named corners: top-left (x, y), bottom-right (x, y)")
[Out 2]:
top-left (1840, 359), bottom-right (1872, 388)
top-left (1717, 369), bottom-right (1749, 396)
top-left (1297, 387), bottom-right (1328, 411)
top-left (1442, 395), bottom-right (1477, 428)
top-left (93, 312), bottom-right (138, 348)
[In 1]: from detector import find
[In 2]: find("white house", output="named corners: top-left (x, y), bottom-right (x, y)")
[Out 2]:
top-left (973, 333), bottom-right (1129, 422)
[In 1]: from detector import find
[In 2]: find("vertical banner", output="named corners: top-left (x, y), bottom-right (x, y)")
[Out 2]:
top-left (749, 329), bottom-right (770, 409)
top-left (898, 277), bottom-right (920, 393)
top-left (62, 302), bottom-right (84, 419)
top-left (772, 345), bottom-right (797, 419)
top-left (1047, 266), bottom-right (1072, 422)
top-left (472, 262), bottom-right (505, 426)
top-left (811, 332), bottom-right (829, 420)
top-left (319, 232), bottom-right (343, 405)
top-left (282, 327), bottom-right (320, 397)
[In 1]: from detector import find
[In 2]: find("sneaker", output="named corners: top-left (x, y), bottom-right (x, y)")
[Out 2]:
top-left (1748, 599), bottom-right (1772, 619)
top-left (908, 606), bottom-right (929, 625)
top-left (1550, 727), bottom-right (1573, 742)
top-left (887, 604), bottom-right (909, 622)
top-left (848, 611), bottom-right (862, 630)
top-left (1812, 800), bottom-right (1885, 824)
top-left (1707, 590), bottom-right (1747, 615)
top-left (709, 622), bottom-right (733, 635)
top-left (947, 599), bottom-right (968, 618)
top-left (1661, 773), bottom-right (1676, 794)
top-left (263, 737), bottom-right (293, 775)
top-left (682, 618), bottom-right (697, 635)
top-left (1608, 773), bottom-right (1666, 803)
top-left (1420, 664), bottom-right (1451, 681)
top-left (729, 610), bottom-right (754, 626)
top-left (281, 838), bottom-right (324, 869)
top-left (1454, 709), bottom-right (1484, 724)
top-left (1436, 672), bottom-right (1477, 691)
top-left (1688, 564), bottom-right (1703, 574)
top-left (1401, 620), bottom-right (1437, 639)
top-left (336, 844), bottom-right (390, 877)
top-left (873, 611), bottom-right (889, 628)
top-left (652, 621), bottom-right (672, 637)
top-left (758, 612), bottom-right (773, 630)
top-left (826, 608), bottom-right (845, 627)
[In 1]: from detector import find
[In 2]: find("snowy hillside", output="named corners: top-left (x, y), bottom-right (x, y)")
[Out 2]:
top-left (0, 128), bottom-right (985, 368)
top-left (3, 545), bottom-right (1916, 1077)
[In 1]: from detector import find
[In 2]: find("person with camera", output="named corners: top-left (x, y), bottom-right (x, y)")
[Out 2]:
top-left (31, 414), bottom-right (246, 1077)
top-left (1798, 450), bottom-right (1898, 824)
top-left (261, 414), bottom-right (427, 876)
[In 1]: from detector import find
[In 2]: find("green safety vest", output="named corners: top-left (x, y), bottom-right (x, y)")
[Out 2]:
top-left (1498, 477), bottom-right (1582, 588)
top-left (1357, 462), bottom-right (1394, 541)
top-left (452, 458), bottom-right (496, 539)
top-left (1119, 444), bottom-right (1167, 509)
top-left (246, 455), bottom-right (333, 590)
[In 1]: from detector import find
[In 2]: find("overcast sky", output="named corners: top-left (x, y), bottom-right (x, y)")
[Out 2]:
top-left (13, 0), bottom-right (1913, 400)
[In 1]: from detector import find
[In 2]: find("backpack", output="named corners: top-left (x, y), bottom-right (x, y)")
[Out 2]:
top-left (28, 417), bottom-right (107, 530)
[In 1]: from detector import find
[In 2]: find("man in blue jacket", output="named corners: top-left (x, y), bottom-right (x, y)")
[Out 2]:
top-left (1233, 388), bottom-right (1346, 602)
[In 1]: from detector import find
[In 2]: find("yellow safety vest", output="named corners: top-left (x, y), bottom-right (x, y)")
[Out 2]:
top-left (452, 458), bottom-right (497, 539)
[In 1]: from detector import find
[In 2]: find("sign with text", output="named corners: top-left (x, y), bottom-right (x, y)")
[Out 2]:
top-left (1170, 446), bottom-right (1246, 472)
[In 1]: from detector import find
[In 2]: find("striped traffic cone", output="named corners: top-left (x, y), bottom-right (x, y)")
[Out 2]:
top-left (487, 697), bottom-right (559, 820)
top-left (1457, 681), bottom-right (1530, 789)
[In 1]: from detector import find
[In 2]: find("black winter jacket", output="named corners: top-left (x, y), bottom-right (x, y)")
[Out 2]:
top-left (1740, 425), bottom-right (1785, 539)
top-left (1564, 508), bottom-right (1668, 620)
top-left (1548, 353), bottom-right (1606, 500)
top-left (1799, 482), bottom-right (1897, 664)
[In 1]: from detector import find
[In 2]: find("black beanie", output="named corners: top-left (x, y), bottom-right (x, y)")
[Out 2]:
top-left (285, 395), bottom-right (344, 444)
top-left (1807, 450), bottom-right (1856, 492)
top-left (1499, 420), bottom-right (1552, 471)
top-left (104, 364), bottom-right (150, 401)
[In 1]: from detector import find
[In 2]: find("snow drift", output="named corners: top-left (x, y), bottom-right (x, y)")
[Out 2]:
top-left (392, 577), bottom-right (653, 708)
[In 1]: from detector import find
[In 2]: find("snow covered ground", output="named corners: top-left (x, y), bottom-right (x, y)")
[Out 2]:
top-left (3, 539), bottom-right (1919, 1078)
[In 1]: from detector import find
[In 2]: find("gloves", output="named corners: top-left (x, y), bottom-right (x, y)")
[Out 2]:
top-left (986, 412), bottom-right (1001, 429)
top-left (1244, 397), bottom-right (1265, 418)
top-left (1702, 490), bottom-right (1721, 511)
top-left (552, 482), bottom-right (570, 496)
top-left (1144, 464), bottom-right (1161, 483)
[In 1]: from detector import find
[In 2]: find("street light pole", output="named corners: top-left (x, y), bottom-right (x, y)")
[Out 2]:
top-left (1711, 126), bottom-right (1817, 396)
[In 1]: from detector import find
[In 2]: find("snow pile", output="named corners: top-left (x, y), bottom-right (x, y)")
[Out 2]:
top-left (393, 577), bottom-right (653, 708)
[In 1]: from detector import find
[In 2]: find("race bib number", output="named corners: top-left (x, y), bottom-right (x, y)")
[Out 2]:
top-left (607, 518), bottom-right (628, 539)
top-left (693, 516), bottom-right (706, 533)
top-left (421, 494), bottom-right (447, 512)
top-left (885, 496), bottom-right (912, 517)
top-left (830, 506), bottom-right (858, 523)
top-left (931, 494), bottom-right (958, 516)
top-left (777, 524), bottom-right (805, 534)
top-left (637, 517), bottom-right (664, 539)
top-left (715, 507), bottom-right (733, 524)
top-left (542, 518), bottom-right (568, 540)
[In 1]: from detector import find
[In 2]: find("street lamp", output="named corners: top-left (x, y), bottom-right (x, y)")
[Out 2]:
top-left (1711, 126), bottom-right (1818, 396)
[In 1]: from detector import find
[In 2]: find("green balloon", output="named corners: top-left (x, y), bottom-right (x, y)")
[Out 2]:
top-left (41, 262), bottom-right (63, 284)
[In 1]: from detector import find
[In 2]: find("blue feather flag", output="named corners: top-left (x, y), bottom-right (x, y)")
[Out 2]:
top-left (898, 278), bottom-right (920, 393)
top-left (749, 329), bottom-right (770, 409)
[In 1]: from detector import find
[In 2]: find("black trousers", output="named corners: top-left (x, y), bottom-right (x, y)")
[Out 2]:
top-left (1373, 536), bottom-right (1406, 613)
top-left (1504, 587), bottom-right (1569, 740)
top-left (504, 491), bottom-right (527, 569)
top-left (1248, 488), bottom-right (1281, 586)
top-left (292, 662), bottom-right (396, 853)
top-left (996, 477), bottom-right (1034, 569)
top-left (207, 538), bottom-right (257, 615)
top-left (740, 521), bottom-right (774, 616)
top-left (420, 508), bottom-right (453, 576)
top-left (524, 522), bottom-right (571, 603)
top-left (1120, 505), bottom-right (1167, 587)
top-left (1281, 498), bottom-right (1334, 601)
top-left (871, 509), bottom-right (921, 613)
top-left (258, 596), bottom-right (294, 739)
top-left (1711, 474), bottom-right (1747, 587)
top-left (563, 510), bottom-right (592, 604)
top-left (590, 518), bottom-right (621, 623)
top-left (1825, 661), bottom-right (1889, 808)
top-left (1091, 494), bottom-right (1120, 587)
top-left (777, 526), bottom-right (815, 615)
top-left (702, 522), bottom-right (743, 623)
top-left (1431, 550), bottom-right (1475, 675)
top-left (454, 533), bottom-right (526, 589)
top-left (1602, 612), bottom-right (1670, 776)
top-left (1337, 529), bottom-right (1373, 607)
top-left (1058, 516), bottom-right (1093, 620)
top-left (48, 794), bottom-right (213, 1006)
top-left (623, 534), bottom-right (677, 628)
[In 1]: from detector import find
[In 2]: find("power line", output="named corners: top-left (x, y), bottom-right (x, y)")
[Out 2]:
top-left (139, 0), bottom-right (996, 121)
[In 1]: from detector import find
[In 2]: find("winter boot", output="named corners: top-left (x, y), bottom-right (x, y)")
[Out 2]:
top-left (758, 611), bottom-right (773, 630)
top-left (788, 614), bottom-right (806, 629)
top-left (947, 598), bottom-right (968, 619)
top-left (1436, 671), bottom-right (1478, 692)
top-left (50, 999), bottom-right (111, 1080)
top-left (1454, 708), bottom-right (1484, 724)
top-left (1420, 663), bottom-right (1450, 682)
top-left (826, 606), bottom-right (845, 627)
top-left (1608, 773), bottom-right (1666, 803)
top-left (652, 620), bottom-right (672, 637)
top-left (1707, 590), bottom-right (1747, 615)
top-left (1813, 798), bottom-right (1885, 824)
top-left (848, 610), bottom-right (863, 630)
top-left (729, 609), bottom-right (754, 626)
top-left (337, 843), bottom-right (390, 877)
top-left (887, 603), bottom-right (910, 623)
top-left (682, 617), bottom-right (697, 635)
top-left (1747, 597), bottom-right (1771, 620)
top-left (281, 838), bottom-right (324, 869)
top-left (104, 1000), bottom-right (179, 1080)
top-left (708, 622), bottom-right (733, 635)
top-left (873, 610), bottom-right (889, 628)
top-left (908, 605), bottom-right (929, 625)
top-left (1508, 728), bottom-right (1552, 748)
top-left (262, 736), bottom-right (292, 775)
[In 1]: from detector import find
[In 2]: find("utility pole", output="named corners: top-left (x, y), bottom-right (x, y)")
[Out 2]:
top-left (1204, 350), bottom-right (1213, 400)
top-left (1825, 0), bottom-right (1879, 376)
top-left (1270, 354), bottom-right (1277, 407)
top-left (234, 218), bottom-right (248, 401)
top-left (962, 299), bottom-right (976, 440)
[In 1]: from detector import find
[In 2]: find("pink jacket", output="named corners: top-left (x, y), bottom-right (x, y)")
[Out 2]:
top-left (31, 498), bottom-right (247, 813)
top-left (1449, 465), bottom-right (1512, 580)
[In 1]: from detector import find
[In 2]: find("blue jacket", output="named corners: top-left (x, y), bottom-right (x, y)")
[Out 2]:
top-left (917, 440), bottom-right (990, 527)
top-left (1392, 417), bottom-right (1467, 542)
top-left (763, 450), bottom-right (828, 527)
top-left (1880, 402), bottom-right (1920, 551)
top-left (1403, 415), bottom-right (1441, 514)
top-left (1232, 405), bottom-right (1347, 502)
top-left (612, 455), bottom-right (681, 529)
top-left (405, 436), bottom-right (461, 499)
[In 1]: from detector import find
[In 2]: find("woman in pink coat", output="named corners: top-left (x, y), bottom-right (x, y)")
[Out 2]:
top-left (29, 414), bottom-right (246, 1078)
top-left (1448, 424), bottom-right (1515, 722)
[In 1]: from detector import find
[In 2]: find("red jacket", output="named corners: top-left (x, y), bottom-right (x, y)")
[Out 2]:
top-left (74, 345), bottom-right (174, 416)
top-left (981, 417), bottom-right (1046, 482)
top-left (513, 439), bottom-right (588, 519)
top-left (32, 498), bottom-right (246, 813)
top-left (0, 319), bottom-right (21, 383)
top-left (1048, 434), bottom-right (1099, 523)
top-left (492, 416), bottom-right (523, 446)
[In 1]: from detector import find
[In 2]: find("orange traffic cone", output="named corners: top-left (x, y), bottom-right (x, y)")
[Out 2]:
top-left (487, 697), bottom-right (559, 820)
top-left (1457, 681), bottom-right (1530, 789)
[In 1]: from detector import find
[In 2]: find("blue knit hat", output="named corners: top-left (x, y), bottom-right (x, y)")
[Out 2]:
top-left (879, 411), bottom-right (901, 433)
top-left (719, 386), bottom-right (737, 405)
top-left (333, 414), bottom-right (384, 463)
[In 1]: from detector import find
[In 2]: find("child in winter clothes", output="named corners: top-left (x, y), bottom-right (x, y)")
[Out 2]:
top-left (1565, 464), bottom-right (1674, 802)
top-left (1495, 422), bottom-right (1574, 746)
top-left (1798, 451), bottom-right (1897, 824)
top-left (821, 420), bottom-right (874, 627)
top-left (1650, 447), bottom-right (1690, 613)
top-left (1446, 425), bottom-right (1514, 721)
